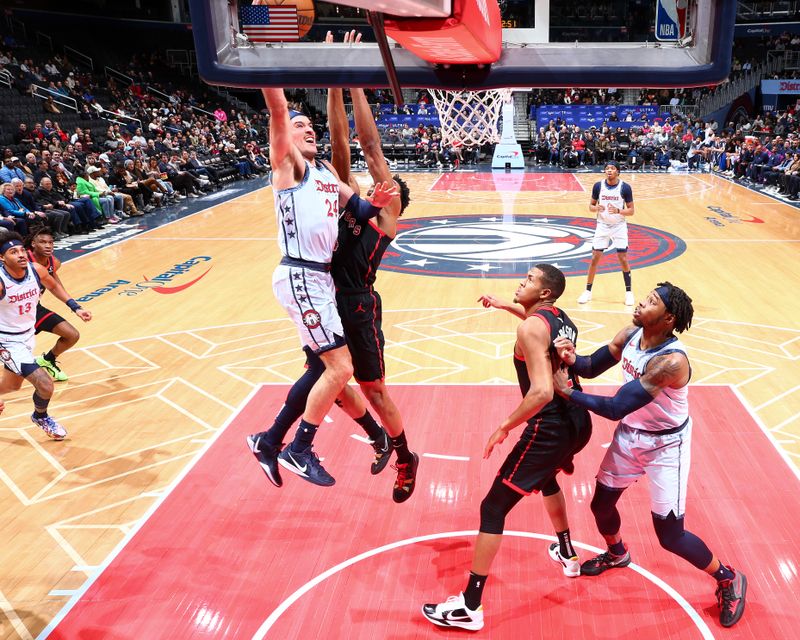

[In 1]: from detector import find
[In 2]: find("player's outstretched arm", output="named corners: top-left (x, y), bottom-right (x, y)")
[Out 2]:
top-left (32, 262), bottom-right (92, 322)
top-left (351, 88), bottom-right (392, 185)
top-left (477, 294), bottom-right (525, 320)
top-left (261, 88), bottom-right (301, 178)
top-left (325, 32), bottom-right (359, 194)
top-left (327, 88), bottom-right (356, 192)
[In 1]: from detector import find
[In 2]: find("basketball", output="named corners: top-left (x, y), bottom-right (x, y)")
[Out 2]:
top-left (256, 0), bottom-right (315, 38)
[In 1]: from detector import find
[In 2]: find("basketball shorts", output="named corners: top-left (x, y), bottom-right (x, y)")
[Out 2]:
top-left (498, 405), bottom-right (592, 496)
top-left (596, 420), bottom-right (692, 518)
top-left (34, 304), bottom-right (66, 335)
top-left (0, 328), bottom-right (37, 376)
top-left (272, 264), bottom-right (345, 354)
top-left (336, 289), bottom-right (385, 382)
top-left (592, 221), bottom-right (628, 251)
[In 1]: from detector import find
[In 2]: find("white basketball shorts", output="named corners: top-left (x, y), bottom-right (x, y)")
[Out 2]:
top-left (592, 221), bottom-right (629, 251)
top-left (595, 420), bottom-right (692, 518)
top-left (0, 329), bottom-right (36, 376)
top-left (272, 264), bottom-right (344, 353)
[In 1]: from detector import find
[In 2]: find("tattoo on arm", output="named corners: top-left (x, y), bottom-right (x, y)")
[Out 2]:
top-left (641, 354), bottom-right (684, 394)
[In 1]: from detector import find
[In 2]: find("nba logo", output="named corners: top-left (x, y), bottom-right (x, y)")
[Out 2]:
top-left (655, 0), bottom-right (688, 41)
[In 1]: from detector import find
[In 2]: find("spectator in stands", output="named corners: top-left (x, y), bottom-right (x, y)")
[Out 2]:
top-left (30, 177), bottom-right (70, 239)
top-left (131, 158), bottom-right (172, 203)
top-left (91, 165), bottom-right (132, 217)
top-left (22, 153), bottom-right (38, 177)
top-left (594, 133), bottom-right (609, 165)
top-left (14, 123), bottom-right (33, 145)
top-left (0, 157), bottom-right (27, 183)
top-left (76, 168), bottom-right (118, 224)
top-left (0, 181), bottom-right (34, 235)
top-left (108, 163), bottom-right (155, 212)
top-left (584, 130), bottom-right (597, 166)
top-left (47, 167), bottom-right (96, 232)
top-left (213, 107), bottom-right (227, 123)
top-left (158, 153), bottom-right (200, 196)
top-left (573, 133), bottom-right (587, 166)
top-left (33, 159), bottom-right (54, 184)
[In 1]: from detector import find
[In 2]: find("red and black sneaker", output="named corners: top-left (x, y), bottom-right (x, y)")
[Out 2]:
top-left (580, 549), bottom-right (631, 576)
top-left (392, 452), bottom-right (419, 503)
top-left (716, 568), bottom-right (747, 628)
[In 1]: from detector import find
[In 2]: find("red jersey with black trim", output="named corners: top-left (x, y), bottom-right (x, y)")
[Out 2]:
top-left (332, 212), bottom-right (392, 290)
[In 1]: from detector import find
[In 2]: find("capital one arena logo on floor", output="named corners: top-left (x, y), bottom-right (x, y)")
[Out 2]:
top-left (381, 215), bottom-right (686, 278)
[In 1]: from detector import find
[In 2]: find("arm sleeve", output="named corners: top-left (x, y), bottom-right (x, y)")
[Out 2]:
top-left (567, 378), bottom-right (653, 421)
top-left (343, 193), bottom-right (381, 223)
top-left (572, 345), bottom-right (619, 378)
top-left (591, 182), bottom-right (601, 200)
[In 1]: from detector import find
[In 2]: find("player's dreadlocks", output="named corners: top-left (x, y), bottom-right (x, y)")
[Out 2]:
top-left (657, 281), bottom-right (693, 333)
top-left (24, 224), bottom-right (54, 249)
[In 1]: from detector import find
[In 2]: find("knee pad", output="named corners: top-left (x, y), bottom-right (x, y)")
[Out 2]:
top-left (590, 482), bottom-right (624, 536)
top-left (541, 477), bottom-right (560, 497)
top-left (479, 478), bottom-right (524, 535)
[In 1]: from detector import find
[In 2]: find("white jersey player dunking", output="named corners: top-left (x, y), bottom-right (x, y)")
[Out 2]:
top-left (246, 88), bottom-right (398, 489)
top-left (577, 161), bottom-right (635, 306)
top-left (553, 282), bottom-right (747, 629)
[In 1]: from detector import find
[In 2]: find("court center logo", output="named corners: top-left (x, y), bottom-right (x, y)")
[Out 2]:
top-left (381, 215), bottom-right (686, 278)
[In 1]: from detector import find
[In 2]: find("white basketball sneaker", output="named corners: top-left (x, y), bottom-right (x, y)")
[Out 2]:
top-left (422, 592), bottom-right (484, 631)
top-left (577, 290), bottom-right (592, 304)
top-left (624, 291), bottom-right (635, 306)
top-left (548, 542), bottom-right (580, 578)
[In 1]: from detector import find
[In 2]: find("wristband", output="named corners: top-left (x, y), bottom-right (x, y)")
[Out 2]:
top-left (66, 298), bottom-right (81, 312)
top-left (344, 193), bottom-right (381, 223)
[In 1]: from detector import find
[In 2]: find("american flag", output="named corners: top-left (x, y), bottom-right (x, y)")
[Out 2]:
top-left (239, 5), bottom-right (299, 43)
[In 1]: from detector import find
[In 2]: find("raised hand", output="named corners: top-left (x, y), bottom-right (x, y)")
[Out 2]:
top-left (367, 180), bottom-right (399, 207)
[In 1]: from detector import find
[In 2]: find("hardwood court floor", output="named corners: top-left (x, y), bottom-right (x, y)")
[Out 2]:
top-left (0, 170), bottom-right (798, 639)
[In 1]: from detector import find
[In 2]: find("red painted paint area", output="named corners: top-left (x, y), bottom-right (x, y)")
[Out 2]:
top-left (432, 172), bottom-right (584, 192)
top-left (47, 386), bottom-right (800, 639)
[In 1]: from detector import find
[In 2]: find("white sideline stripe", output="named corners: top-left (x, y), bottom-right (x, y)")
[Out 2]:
top-left (731, 386), bottom-right (800, 485)
top-left (422, 453), bottom-right (469, 461)
top-left (250, 530), bottom-right (715, 640)
top-left (35, 385), bottom-right (264, 640)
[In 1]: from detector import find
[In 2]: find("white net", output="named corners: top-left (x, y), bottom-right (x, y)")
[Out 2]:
top-left (429, 88), bottom-right (512, 148)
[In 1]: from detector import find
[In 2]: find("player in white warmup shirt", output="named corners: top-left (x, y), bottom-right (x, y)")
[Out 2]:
top-left (577, 161), bottom-right (636, 306)
top-left (553, 281), bottom-right (746, 629)
top-left (246, 88), bottom-right (398, 488)
top-left (0, 231), bottom-right (91, 439)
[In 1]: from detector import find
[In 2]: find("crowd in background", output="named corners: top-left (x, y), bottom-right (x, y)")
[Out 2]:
top-left (2, 21), bottom-right (800, 235)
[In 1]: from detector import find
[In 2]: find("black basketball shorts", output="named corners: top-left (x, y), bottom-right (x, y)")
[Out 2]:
top-left (34, 304), bottom-right (66, 335)
top-left (497, 405), bottom-right (592, 495)
top-left (336, 289), bottom-right (385, 382)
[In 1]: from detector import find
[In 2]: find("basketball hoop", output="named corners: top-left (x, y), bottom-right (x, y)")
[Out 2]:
top-left (429, 88), bottom-right (512, 148)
